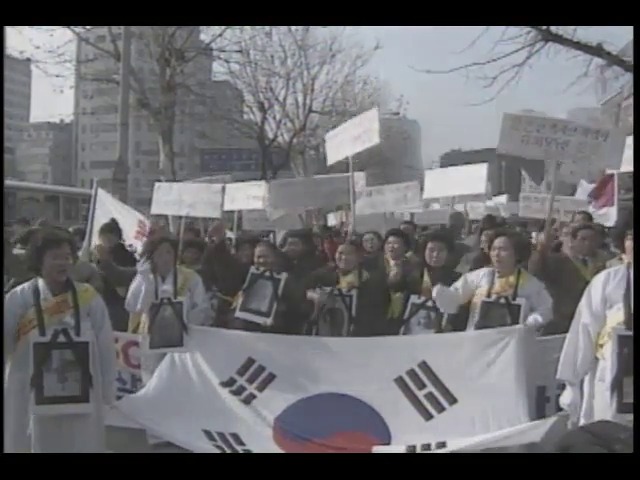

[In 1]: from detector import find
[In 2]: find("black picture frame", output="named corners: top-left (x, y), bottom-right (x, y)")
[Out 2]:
top-left (475, 298), bottom-right (524, 330)
top-left (401, 295), bottom-right (444, 335)
top-left (314, 288), bottom-right (357, 337)
top-left (614, 331), bottom-right (633, 415)
top-left (147, 299), bottom-right (186, 352)
top-left (235, 268), bottom-right (286, 326)
top-left (31, 339), bottom-right (92, 413)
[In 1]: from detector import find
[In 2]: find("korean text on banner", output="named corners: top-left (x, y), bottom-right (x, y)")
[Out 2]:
top-left (356, 181), bottom-right (422, 215)
top-left (224, 181), bottom-right (269, 212)
top-left (106, 332), bottom-right (144, 429)
top-left (497, 113), bottom-right (625, 165)
top-left (150, 182), bottom-right (224, 218)
top-left (325, 108), bottom-right (381, 166)
top-left (114, 326), bottom-right (532, 453)
top-left (242, 210), bottom-right (303, 231)
top-left (268, 173), bottom-right (366, 211)
top-left (519, 193), bottom-right (588, 222)
top-left (423, 163), bottom-right (488, 201)
top-left (84, 187), bottom-right (149, 256)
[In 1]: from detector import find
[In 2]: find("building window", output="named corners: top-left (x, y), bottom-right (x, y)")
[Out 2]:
top-left (80, 179), bottom-right (85, 187)
top-left (178, 162), bottom-right (185, 172)
top-left (81, 124), bottom-right (87, 134)
top-left (81, 143), bottom-right (86, 152)
top-left (134, 158), bottom-right (140, 169)
top-left (133, 178), bottom-right (140, 187)
top-left (89, 160), bottom-right (116, 170)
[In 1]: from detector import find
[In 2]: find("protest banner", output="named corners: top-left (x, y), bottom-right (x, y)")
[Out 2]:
top-left (80, 186), bottom-right (149, 258)
top-left (150, 182), bottom-right (224, 218)
top-left (105, 332), bottom-right (144, 429)
top-left (223, 181), bottom-right (269, 211)
top-left (423, 163), bottom-right (488, 202)
top-left (114, 326), bottom-right (533, 453)
top-left (519, 193), bottom-right (588, 222)
top-left (325, 108), bottom-right (381, 166)
top-left (356, 181), bottom-right (422, 215)
top-left (242, 210), bottom-right (304, 231)
top-left (413, 208), bottom-right (450, 226)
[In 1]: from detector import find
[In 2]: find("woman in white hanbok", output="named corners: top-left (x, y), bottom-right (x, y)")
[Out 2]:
top-left (557, 225), bottom-right (633, 426)
top-left (4, 228), bottom-right (117, 453)
top-left (432, 229), bottom-right (553, 331)
top-left (125, 235), bottom-right (209, 383)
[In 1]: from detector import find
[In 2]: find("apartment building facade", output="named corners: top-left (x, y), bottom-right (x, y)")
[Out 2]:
top-left (15, 121), bottom-right (73, 185)
top-left (4, 54), bottom-right (32, 177)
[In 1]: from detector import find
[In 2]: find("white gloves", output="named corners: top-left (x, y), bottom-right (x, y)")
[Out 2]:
top-left (559, 383), bottom-right (582, 427)
top-left (432, 285), bottom-right (461, 314)
top-left (524, 313), bottom-right (545, 328)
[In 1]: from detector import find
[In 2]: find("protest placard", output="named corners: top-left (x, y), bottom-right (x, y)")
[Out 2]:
top-left (325, 108), bottom-right (381, 166)
top-left (224, 181), bottom-right (268, 211)
top-left (356, 181), bottom-right (422, 215)
top-left (151, 182), bottom-right (224, 218)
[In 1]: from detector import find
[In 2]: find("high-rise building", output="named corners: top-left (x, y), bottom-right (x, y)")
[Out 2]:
top-left (15, 121), bottom-right (74, 185)
top-left (73, 26), bottom-right (244, 212)
top-left (4, 54), bottom-right (32, 177)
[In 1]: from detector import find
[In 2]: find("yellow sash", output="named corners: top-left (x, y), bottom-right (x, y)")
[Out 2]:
top-left (385, 257), bottom-right (406, 320)
top-left (471, 270), bottom-right (528, 307)
top-left (569, 256), bottom-right (597, 282)
top-left (596, 308), bottom-right (626, 359)
top-left (338, 269), bottom-right (369, 290)
top-left (129, 267), bottom-right (195, 334)
top-left (15, 282), bottom-right (98, 345)
top-left (421, 269), bottom-right (433, 298)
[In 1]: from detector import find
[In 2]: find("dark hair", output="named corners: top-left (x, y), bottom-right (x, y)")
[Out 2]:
top-left (400, 220), bottom-right (418, 231)
top-left (570, 223), bottom-right (597, 240)
top-left (183, 225), bottom-right (201, 239)
top-left (340, 237), bottom-right (363, 253)
top-left (98, 218), bottom-right (124, 241)
top-left (280, 229), bottom-right (315, 254)
top-left (362, 230), bottom-right (383, 244)
top-left (25, 227), bottom-right (78, 276)
top-left (479, 214), bottom-right (499, 232)
top-left (489, 229), bottom-right (532, 265)
top-left (141, 234), bottom-right (179, 262)
top-left (69, 225), bottom-right (86, 239)
top-left (255, 240), bottom-right (279, 254)
top-left (384, 228), bottom-right (412, 251)
top-left (235, 235), bottom-right (259, 251)
top-left (15, 226), bottom-right (42, 248)
top-left (422, 228), bottom-right (455, 254)
top-left (181, 238), bottom-right (206, 255)
top-left (572, 210), bottom-right (594, 223)
top-left (612, 214), bottom-right (633, 252)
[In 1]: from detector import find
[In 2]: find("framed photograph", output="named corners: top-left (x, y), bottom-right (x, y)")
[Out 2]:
top-left (613, 329), bottom-right (633, 415)
top-left (401, 295), bottom-right (444, 335)
top-left (235, 267), bottom-right (287, 327)
top-left (312, 287), bottom-right (357, 337)
top-left (475, 297), bottom-right (525, 330)
top-left (30, 330), bottom-right (93, 416)
top-left (141, 298), bottom-right (187, 354)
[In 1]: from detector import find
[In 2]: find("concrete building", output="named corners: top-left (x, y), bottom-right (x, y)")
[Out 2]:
top-left (15, 121), bottom-right (74, 185)
top-left (4, 54), bottom-right (32, 176)
top-left (327, 114), bottom-right (424, 187)
top-left (73, 26), bottom-right (245, 212)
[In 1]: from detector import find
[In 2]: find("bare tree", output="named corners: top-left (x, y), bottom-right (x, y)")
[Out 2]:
top-left (414, 26), bottom-right (633, 105)
top-left (215, 26), bottom-right (382, 179)
top-left (22, 26), bottom-right (237, 180)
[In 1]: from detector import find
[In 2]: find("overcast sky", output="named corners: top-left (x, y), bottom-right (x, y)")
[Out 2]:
top-left (7, 26), bottom-right (633, 166)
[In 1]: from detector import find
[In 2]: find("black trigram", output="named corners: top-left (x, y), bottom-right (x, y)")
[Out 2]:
top-left (202, 429), bottom-right (252, 453)
top-left (405, 441), bottom-right (448, 453)
top-left (394, 360), bottom-right (458, 422)
top-left (219, 357), bottom-right (277, 406)
top-left (534, 383), bottom-right (564, 420)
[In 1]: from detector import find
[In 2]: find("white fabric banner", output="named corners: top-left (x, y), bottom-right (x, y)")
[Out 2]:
top-left (115, 326), bottom-right (533, 453)
top-left (325, 108), bottom-right (380, 166)
top-left (242, 210), bottom-right (304, 231)
top-left (518, 193), bottom-right (588, 222)
top-left (413, 208), bottom-right (450, 226)
top-left (81, 187), bottom-right (149, 257)
top-left (150, 182), bottom-right (224, 218)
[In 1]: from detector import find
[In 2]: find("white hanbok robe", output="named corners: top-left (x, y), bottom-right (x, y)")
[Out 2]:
top-left (3, 279), bottom-right (117, 453)
top-left (432, 267), bottom-right (553, 331)
top-left (556, 264), bottom-right (633, 426)
top-left (124, 266), bottom-right (209, 382)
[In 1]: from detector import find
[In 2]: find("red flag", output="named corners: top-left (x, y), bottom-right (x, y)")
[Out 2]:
top-left (588, 173), bottom-right (615, 210)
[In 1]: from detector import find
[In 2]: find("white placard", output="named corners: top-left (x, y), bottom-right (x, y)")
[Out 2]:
top-left (151, 182), bottom-right (224, 218)
top-left (465, 202), bottom-right (500, 221)
top-left (356, 181), bottom-right (422, 215)
top-left (115, 326), bottom-right (532, 453)
top-left (413, 208), bottom-right (450, 226)
top-left (325, 108), bottom-right (381, 166)
top-left (224, 181), bottom-right (268, 211)
top-left (518, 193), bottom-right (588, 222)
top-left (497, 113), bottom-right (624, 165)
top-left (268, 172), bottom-right (366, 211)
top-left (243, 210), bottom-right (304, 231)
top-left (423, 163), bottom-right (488, 201)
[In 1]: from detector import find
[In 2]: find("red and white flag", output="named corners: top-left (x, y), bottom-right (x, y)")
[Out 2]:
top-left (587, 173), bottom-right (617, 227)
top-left (80, 186), bottom-right (149, 259)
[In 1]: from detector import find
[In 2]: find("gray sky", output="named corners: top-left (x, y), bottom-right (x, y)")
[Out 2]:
top-left (8, 26), bottom-right (633, 166)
